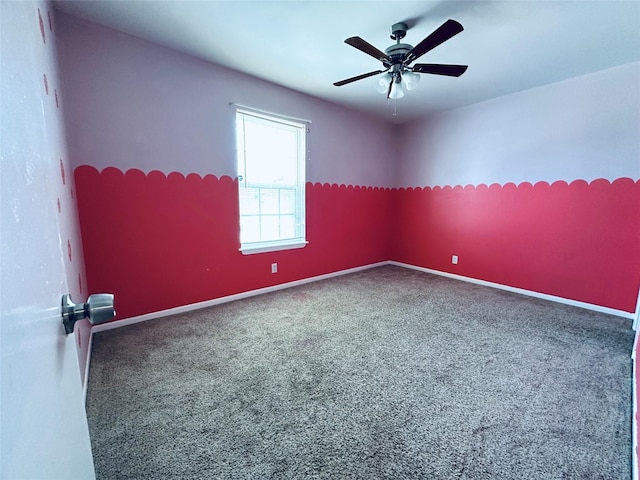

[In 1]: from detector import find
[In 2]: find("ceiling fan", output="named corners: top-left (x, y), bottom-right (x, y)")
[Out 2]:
top-left (334, 19), bottom-right (468, 99)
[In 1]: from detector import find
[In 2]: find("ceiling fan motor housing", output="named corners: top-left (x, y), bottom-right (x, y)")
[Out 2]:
top-left (385, 43), bottom-right (413, 69)
top-left (390, 22), bottom-right (408, 40)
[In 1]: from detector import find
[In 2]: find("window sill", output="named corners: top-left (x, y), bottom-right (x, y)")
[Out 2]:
top-left (240, 240), bottom-right (308, 255)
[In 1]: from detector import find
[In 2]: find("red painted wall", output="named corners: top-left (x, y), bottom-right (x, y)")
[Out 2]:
top-left (392, 178), bottom-right (640, 313)
top-left (75, 166), bottom-right (392, 319)
top-left (76, 167), bottom-right (639, 319)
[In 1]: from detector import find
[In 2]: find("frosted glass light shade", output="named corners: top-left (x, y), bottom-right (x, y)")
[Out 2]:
top-left (403, 71), bottom-right (421, 90)
top-left (389, 80), bottom-right (404, 99)
top-left (376, 75), bottom-right (390, 94)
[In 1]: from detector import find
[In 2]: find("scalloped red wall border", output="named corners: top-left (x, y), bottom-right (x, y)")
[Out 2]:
top-left (74, 165), bottom-right (639, 318)
top-left (392, 177), bottom-right (639, 312)
top-left (74, 166), bottom-right (392, 318)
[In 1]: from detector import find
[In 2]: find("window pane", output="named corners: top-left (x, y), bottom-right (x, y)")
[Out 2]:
top-left (273, 129), bottom-right (298, 185)
top-left (280, 189), bottom-right (295, 214)
top-left (261, 216), bottom-right (280, 242)
top-left (239, 187), bottom-right (260, 215)
top-left (240, 215), bottom-right (260, 243)
top-left (280, 215), bottom-right (296, 239)
top-left (243, 121), bottom-right (298, 186)
top-left (244, 123), bottom-right (271, 181)
top-left (260, 189), bottom-right (279, 215)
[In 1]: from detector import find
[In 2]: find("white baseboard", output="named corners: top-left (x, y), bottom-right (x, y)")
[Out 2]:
top-left (633, 352), bottom-right (638, 480)
top-left (91, 261), bottom-right (388, 334)
top-left (633, 303), bottom-right (640, 476)
top-left (633, 287), bottom-right (640, 331)
top-left (85, 260), bottom-right (635, 377)
top-left (389, 261), bottom-right (636, 320)
top-left (82, 330), bottom-right (92, 403)
top-left (84, 260), bottom-right (635, 400)
top-left (90, 261), bottom-right (636, 339)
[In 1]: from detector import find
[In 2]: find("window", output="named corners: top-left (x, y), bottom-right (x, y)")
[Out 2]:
top-left (235, 107), bottom-right (307, 254)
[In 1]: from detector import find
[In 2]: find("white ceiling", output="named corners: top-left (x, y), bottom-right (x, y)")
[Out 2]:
top-left (53, 0), bottom-right (640, 123)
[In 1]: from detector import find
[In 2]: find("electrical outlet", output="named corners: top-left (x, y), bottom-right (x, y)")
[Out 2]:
top-left (271, 263), bottom-right (277, 274)
top-left (452, 255), bottom-right (458, 265)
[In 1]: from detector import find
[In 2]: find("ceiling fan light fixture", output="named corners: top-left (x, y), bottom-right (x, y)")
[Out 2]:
top-left (389, 80), bottom-right (405, 99)
top-left (403, 70), bottom-right (421, 91)
top-left (334, 18), bottom-right (466, 108)
top-left (375, 74), bottom-right (390, 94)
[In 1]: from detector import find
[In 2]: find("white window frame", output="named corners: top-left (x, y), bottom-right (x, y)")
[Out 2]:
top-left (235, 107), bottom-right (308, 255)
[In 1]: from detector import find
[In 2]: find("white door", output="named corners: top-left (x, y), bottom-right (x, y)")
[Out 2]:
top-left (1, 1), bottom-right (96, 478)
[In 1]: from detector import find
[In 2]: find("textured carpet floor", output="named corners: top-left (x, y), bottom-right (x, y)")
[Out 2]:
top-left (87, 266), bottom-right (633, 479)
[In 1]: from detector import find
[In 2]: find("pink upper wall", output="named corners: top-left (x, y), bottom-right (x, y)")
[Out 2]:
top-left (396, 61), bottom-right (640, 188)
top-left (55, 12), bottom-right (396, 188)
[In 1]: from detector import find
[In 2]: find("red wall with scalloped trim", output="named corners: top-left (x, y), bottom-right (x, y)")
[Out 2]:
top-left (74, 166), bottom-right (392, 319)
top-left (391, 178), bottom-right (640, 312)
top-left (75, 166), bottom-right (639, 318)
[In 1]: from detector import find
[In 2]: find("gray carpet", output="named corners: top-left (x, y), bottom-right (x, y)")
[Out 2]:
top-left (87, 265), bottom-right (633, 479)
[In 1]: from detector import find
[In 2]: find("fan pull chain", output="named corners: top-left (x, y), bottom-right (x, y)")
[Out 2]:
top-left (387, 98), bottom-right (399, 116)
top-left (393, 100), bottom-right (398, 116)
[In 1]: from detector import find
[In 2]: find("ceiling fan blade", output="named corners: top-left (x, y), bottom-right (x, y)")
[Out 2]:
top-left (334, 70), bottom-right (385, 87)
top-left (344, 37), bottom-right (391, 63)
top-left (412, 63), bottom-right (468, 77)
top-left (404, 19), bottom-right (464, 65)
